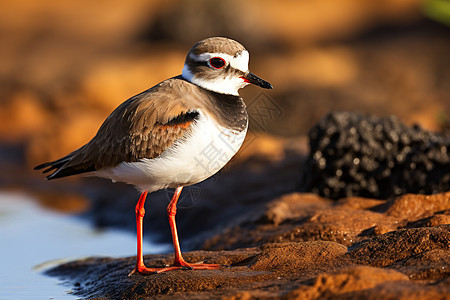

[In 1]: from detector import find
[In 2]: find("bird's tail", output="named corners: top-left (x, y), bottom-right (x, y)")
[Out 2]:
top-left (34, 151), bottom-right (94, 180)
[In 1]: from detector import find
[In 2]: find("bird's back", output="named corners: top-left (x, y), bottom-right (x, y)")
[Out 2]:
top-left (35, 76), bottom-right (248, 186)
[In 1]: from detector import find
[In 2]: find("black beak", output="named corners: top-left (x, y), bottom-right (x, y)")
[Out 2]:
top-left (242, 72), bottom-right (273, 89)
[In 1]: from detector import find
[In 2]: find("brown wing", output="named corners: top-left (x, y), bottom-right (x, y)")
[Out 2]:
top-left (35, 77), bottom-right (201, 179)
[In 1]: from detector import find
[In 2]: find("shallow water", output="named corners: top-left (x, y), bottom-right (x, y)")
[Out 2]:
top-left (0, 192), bottom-right (168, 299)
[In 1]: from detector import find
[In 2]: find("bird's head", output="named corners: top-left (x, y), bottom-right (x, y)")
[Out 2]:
top-left (182, 37), bottom-right (272, 96)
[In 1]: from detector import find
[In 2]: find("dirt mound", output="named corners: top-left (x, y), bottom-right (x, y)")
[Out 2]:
top-left (47, 226), bottom-right (449, 299)
top-left (197, 191), bottom-right (449, 251)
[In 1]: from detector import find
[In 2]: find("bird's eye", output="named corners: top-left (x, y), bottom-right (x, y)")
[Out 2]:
top-left (208, 57), bottom-right (226, 69)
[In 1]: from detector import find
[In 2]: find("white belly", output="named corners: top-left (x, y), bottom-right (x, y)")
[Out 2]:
top-left (94, 112), bottom-right (247, 192)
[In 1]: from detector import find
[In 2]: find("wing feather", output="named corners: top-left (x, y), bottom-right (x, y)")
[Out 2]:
top-left (35, 77), bottom-right (201, 179)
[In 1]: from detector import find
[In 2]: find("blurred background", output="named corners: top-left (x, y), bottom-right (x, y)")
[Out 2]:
top-left (0, 0), bottom-right (449, 297)
top-left (1, 0), bottom-right (449, 172)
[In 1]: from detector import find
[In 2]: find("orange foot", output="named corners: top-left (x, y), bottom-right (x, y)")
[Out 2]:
top-left (129, 260), bottom-right (224, 276)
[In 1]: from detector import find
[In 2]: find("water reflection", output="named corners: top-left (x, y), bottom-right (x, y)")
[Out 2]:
top-left (0, 192), bottom-right (168, 299)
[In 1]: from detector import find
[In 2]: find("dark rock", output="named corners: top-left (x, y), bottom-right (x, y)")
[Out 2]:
top-left (299, 112), bottom-right (450, 199)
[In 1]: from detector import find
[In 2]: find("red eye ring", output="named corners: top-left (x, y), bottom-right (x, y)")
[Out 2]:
top-left (208, 57), bottom-right (226, 69)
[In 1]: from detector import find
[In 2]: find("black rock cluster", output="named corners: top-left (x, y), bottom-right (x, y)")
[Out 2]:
top-left (299, 112), bottom-right (450, 199)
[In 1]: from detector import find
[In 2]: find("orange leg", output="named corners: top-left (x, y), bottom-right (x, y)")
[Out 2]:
top-left (167, 187), bottom-right (221, 270)
top-left (129, 187), bottom-right (222, 276)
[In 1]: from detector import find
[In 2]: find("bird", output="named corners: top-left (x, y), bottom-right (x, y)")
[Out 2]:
top-left (35, 37), bottom-right (273, 275)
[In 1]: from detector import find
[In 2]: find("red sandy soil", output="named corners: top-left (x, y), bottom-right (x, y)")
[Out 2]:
top-left (48, 192), bottom-right (449, 299)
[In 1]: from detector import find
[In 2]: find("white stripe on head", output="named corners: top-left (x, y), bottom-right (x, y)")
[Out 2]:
top-left (182, 50), bottom-right (251, 95)
top-left (189, 50), bottom-right (249, 73)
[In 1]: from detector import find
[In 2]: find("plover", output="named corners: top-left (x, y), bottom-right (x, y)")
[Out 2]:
top-left (35, 37), bottom-right (272, 274)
